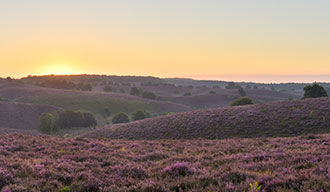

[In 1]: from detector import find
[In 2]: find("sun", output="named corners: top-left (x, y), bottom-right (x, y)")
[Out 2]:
top-left (40, 63), bottom-right (80, 76)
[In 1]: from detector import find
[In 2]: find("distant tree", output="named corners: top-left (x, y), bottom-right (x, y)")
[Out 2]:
top-left (209, 90), bottom-right (216, 94)
top-left (104, 85), bottom-right (112, 92)
top-left (238, 87), bottom-right (247, 97)
top-left (246, 85), bottom-right (251, 89)
top-left (213, 85), bottom-right (220, 88)
top-left (130, 87), bottom-right (141, 96)
top-left (229, 97), bottom-right (254, 107)
top-left (142, 91), bottom-right (158, 100)
top-left (131, 110), bottom-right (150, 121)
top-left (6, 77), bottom-right (12, 81)
top-left (173, 89), bottom-right (180, 94)
top-left (55, 110), bottom-right (97, 129)
top-left (77, 83), bottom-right (92, 91)
top-left (183, 92), bottom-right (192, 96)
top-left (225, 82), bottom-right (238, 89)
top-left (253, 85), bottom-right (258, 89)
top-left (38, 113), bottom-right (55, 134)
top-left (303, 83), bottom-right (328, 98)
top-left (112, 112), bottom-right (130, 124)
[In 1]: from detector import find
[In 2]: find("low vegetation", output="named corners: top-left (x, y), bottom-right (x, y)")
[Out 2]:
top-left (112, 112), bottom-right (130, 124)
top-left (230, 97), bottom-right (253, 107)
top-left (131, 110), bottom-right (150, 121)
top-left (38, 110), bottom-right (97, 134)
top-left (0, 134), bottom-right (328, 191)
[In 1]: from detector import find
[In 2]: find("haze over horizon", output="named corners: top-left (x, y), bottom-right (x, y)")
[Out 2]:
top-left (1, 0), bottom-right (330, 83)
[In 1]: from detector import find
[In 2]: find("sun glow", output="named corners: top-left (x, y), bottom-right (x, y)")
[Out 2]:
top-left (40, 63), bottom-right (81, 76)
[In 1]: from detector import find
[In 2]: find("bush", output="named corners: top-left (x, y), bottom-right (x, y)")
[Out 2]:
top-left (130, 87), bottom-right (141, 96)
top-left (303, 83), bottom-right (328, 98)
top-left (142, 91), bottom-right (158, 100)
top-left (230, 97), bottom-right (253, 107)
top-left (183, 92), bottom-right (192, 96)
top-left (209, 91), bottom-right (216, 94)
top-left (0, 97), bottom-right (9, 102)
top-left (112, 112), bottom-right (130, 124)
top-left (77, 83), bottom-right (92, 91)
top-left (238, 87), bottom-right (247, 96)
top-left (104, 86), bottom-right (112, 92)
top-left (38, 113), bottom-right (55, 134)
top-left (132, 110), bottom-right (150, 121)
top-left (55, 110), bottom-right (97, 129)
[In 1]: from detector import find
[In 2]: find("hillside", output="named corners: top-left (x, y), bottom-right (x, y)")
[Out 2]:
top-left (0, 133), bottom-right (328, 191)
top-left (84, 97), bottom-right (330, 139)
top-left (0, 102), bottom-right (60, 130)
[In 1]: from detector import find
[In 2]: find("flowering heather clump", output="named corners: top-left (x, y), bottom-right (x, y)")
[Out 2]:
top-left (163, 162), bottom-right (196, 178)
top-left (0, 133), bottom-right (329, 191)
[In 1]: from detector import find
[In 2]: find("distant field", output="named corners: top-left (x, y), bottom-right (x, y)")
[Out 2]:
top-left (0, 133), bottom-right (328, 191)
top-left (85, 97), bottom-right (330, 139)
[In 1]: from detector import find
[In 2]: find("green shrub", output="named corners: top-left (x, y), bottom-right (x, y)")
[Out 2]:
top-left (130, 87), bottom-right (141, 96)
top-left (38, 113), bottom-right (55, 134)
top-left (55, 110), bottom-right (97, 129)
top-left (112, 112), bottom-right (130, 124)
top-left (184, 92), bottom-right (192, 96)
top-left (209, 91), bottom-right (216, 94)
top-left (61, 186), bottom-right (71, 192)
top-left (229, 97), bottom-right (253, 107)
top-left (303, 83), bottom-right (328, 98)
top-left (238, 87), bottom-right (247, 96)
top-left (132, 110), bottom-right (150, 121)
top-left (0, 97), bottom-right (9, 102)
top-left (142, 91), bottom-right (158, 100)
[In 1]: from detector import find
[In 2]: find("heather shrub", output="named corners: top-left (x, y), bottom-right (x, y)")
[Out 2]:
top-left (303, 83), bottom-right (328, 98)
top-left (229, 97), bottom-right (253, 107)
top-left (131, 110), bottom-right (150, 121)
top-left (60, 186), bottom-right (70, 192)
top-left (163, 162), bottom-right (195, 178)
top-left (112, 112), bottom-right (130, 124)
top-left (38, 113), bottom-right (56, 134)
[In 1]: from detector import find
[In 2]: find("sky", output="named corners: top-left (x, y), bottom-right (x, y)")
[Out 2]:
top-left (1, 0), bottom-right (330, 83)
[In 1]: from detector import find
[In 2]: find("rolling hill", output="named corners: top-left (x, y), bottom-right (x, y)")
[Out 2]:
top-left (84, 97), bottom-right (330, 139)
top-left (0, 102), bottom-right (60, 130)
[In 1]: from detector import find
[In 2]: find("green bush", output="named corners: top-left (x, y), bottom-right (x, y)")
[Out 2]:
top-left (130, 87), bottom-right (141, 96)
top-left (184, 92), bottom-right (192, 96)
top-left (38, 113), bottom-right (55, 134)
top-left (132, 110), bottom-right (150, 121)
top-left (0, 97), bottom-right (9, 102)
top-left (55, 110), bottom-right (97, 129)
top-left (112, 112), bottom-right (130, 124)
top-left (238, 87), bottom-right (247, 96)
top-left (230, 97), bottom-right (254, 107)
top-left (303, 83), bottom-right (328, 98)
top-left (142, 91), bottom-right (158, 100)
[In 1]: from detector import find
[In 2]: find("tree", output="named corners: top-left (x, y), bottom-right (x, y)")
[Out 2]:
top-left (238, 87), bottom-right (247, 96)
top-left (112, 112), bottom-right (130, 124)
top-left (142, 91), bottom-right (157, 100)
top-left (38, 113), bottom-right (55, 134)
top-left (132, 110), bottom-right (150, 121)
top-left (183, 92), bottom-right (192, 96)
top-left (225, 82), bottom-right (238, 89)
top-left (130, 87), bottom-right (141, 96)
top-left (303, 83), bottom-right (328, 98)
top-left (229, 97), bottom-right (253, 107)
top-left (55, 110), bottom-right (97, 129)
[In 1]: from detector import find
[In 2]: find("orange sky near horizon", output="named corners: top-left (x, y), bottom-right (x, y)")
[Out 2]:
top-left (1, 0), bottom-right (330, 82)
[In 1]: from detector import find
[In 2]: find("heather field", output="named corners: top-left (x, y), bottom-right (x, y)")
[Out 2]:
top-left (0, 134), bottom-right (329, 192)
top-left (85, 97), bottom-right (330, 140)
